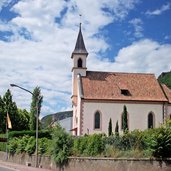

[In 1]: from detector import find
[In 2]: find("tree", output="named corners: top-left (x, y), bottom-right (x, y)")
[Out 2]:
top-left (2, 89), bottom-right (20, 131)
top-left (122, 105), bottom-right (128, 133)
top-left (18, 109), bottom-right (30, 130)
top-left (108, 118), bottom-right (112, 136)
top-left (115, 120), bottom-right (119, 136)
top-left (158, 71), bottom-right (171, 89)
top-left (0, 95), bottom-right (6, 133)
top-left (29, 87), bottom-right (43, 130)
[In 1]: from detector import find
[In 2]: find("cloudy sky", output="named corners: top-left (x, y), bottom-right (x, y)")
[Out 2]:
top-left (0, 0), bottom-right (171, 118)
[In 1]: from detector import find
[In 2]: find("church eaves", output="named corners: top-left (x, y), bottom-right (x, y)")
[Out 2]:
top-left (71, 23), bottom-right (88, 58)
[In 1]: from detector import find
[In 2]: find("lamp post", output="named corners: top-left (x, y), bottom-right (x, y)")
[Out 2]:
top-left (10, 84), bottom-right (40, 167)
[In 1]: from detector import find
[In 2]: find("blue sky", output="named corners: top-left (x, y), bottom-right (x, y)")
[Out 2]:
top-left (0, 0), bottom-right (171, 118)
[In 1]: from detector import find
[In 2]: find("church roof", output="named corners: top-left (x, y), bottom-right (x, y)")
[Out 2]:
top-left (81, 71), bottom-right (168, 102)
top-left (161, 84), bottom-right (171, 103)
top-left (72, 24), bottom-right (88, 56)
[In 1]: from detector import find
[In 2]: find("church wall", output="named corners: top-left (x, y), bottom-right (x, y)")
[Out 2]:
top-left (82, 101), bottom-right (163, 135)
top-left (167, 104), bottom-right (171, 117)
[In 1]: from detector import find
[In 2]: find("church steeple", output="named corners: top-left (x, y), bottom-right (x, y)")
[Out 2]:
top-left (71, 23), bottom-right (88, 58)
top-left (71, 22), bottom-right (88, 136)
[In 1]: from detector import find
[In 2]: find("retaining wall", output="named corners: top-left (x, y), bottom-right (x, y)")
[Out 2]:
top-left (0, 152), bottom-right (171, 171)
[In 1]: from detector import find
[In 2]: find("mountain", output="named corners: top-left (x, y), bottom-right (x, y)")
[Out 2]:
top-left (41, 110), bottom-right (73, 129)
top-left (158, 71), bottom-right (171, 89)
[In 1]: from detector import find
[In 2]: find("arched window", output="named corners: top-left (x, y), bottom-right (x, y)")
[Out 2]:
top-left (148, 112), bottom-right (154, 129)
top-left (77, 58), bottom-right (82, 67)
top-left (94, 111), bottom-right (101, 129)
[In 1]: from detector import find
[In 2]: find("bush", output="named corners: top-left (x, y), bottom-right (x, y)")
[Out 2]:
top-left (0, 142), bottom-right (6, 152)
top-left (72, 134), bottom-right (105, 157)
top-left (25, 136), bottom-right (36, 156)
top-left (38, 138), bottom-right (50, 155)
top-left (72, 136), bottom-right (88, 156)
top-left (8, 130), bottom-right (52, 139)
top-left (16, 135), bottom-right (29, 154)
top-left (149, 127), bottom-right (171, 158)
top-left (8, 138), bottom-right (18, 155)
top-left (86, 134), bottom-right (105, 156)
top-left (51, 125), bottom-right (73, 166)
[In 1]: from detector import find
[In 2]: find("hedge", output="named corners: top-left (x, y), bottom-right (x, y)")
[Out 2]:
top-left (8, 130), bottom-right (52, 139)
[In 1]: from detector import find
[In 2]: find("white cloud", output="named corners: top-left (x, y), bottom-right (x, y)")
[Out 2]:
top-left (145, 3), bottom-right (170, 16)
top-left (1, 0), bottom-right (170, 118)
top-left (129, 18), bottom-right (143, 38)
top-left (88, 39), bottom-right (171, 76)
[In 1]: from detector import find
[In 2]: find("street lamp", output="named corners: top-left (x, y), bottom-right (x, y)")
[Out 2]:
top-left (10, 84), bottom-right (40, 167)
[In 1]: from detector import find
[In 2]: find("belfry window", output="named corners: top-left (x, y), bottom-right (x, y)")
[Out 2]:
top-left (94, 111), bottom-right (101, 129)
top-left (148, 112), bottom-right (154, 129)
top-left (77, 58), bottom-right (82, 68)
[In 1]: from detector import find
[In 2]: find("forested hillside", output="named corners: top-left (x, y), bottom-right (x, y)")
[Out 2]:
top-left (158, 71), bottom-right (171, 89)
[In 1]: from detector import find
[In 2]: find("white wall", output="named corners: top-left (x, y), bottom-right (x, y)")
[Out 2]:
top-left (167, 104), bottom-right (171, 117)
top-left (82, 101), bottom-right (163, 135)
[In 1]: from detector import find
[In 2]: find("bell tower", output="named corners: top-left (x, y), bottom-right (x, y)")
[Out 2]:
top-left (71, 23), bottom-right (88, 135)
top-left (71, 23), bottom-right (88, 100)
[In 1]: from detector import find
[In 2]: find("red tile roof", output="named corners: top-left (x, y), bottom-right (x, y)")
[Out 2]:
top-left (81, 71), bottom-right (168, 102)
top-left (161, 84), bottom-right (171, 103)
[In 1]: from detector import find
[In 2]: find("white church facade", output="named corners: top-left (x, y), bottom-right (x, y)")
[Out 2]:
top-left (71, 24), bottom-right (171, 136)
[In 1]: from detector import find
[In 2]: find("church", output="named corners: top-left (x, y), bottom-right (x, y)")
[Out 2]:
top-left (71, 24), bottom-right (171, 136)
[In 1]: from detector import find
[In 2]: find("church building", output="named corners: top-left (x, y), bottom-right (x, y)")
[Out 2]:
top-left (71, 24), bottom-right (171, 136)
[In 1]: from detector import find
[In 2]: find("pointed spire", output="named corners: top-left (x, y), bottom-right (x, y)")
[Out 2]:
top-left (72, 23), bottom-right (88, 58)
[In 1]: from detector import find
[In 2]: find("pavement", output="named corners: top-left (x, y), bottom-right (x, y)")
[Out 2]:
top-left (0, 160), bottom-right (52, 171)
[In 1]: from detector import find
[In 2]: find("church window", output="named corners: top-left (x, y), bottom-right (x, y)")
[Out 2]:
top-left (94, 111), bottom-right (101, 129)
top-left (121, 89), bottom-right (131, 96)
top-left (148, 112), bottom-right (154, 129)
top-left (77, 58), bottom-right (83, 67)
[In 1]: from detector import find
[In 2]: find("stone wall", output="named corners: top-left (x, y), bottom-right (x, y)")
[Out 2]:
top-left (0, 152), bottom-right (171, 171)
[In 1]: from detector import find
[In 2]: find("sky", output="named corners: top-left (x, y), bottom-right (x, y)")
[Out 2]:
top-left (0, 0), bottom-right (171, 118)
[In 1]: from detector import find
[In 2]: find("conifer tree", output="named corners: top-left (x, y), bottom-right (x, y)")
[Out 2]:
top-left (29, 87), bottom-right (43, 130)
top-left (122, 105), bottom-right (128, 133)
top-left (115, 120), bottom-right (119, 136)
top-left (2, 89), bottom-right (20, 131)
top-left (0, 96), bottom-right (6, 133)
top-left (108, 118), bottom-right (112, 136)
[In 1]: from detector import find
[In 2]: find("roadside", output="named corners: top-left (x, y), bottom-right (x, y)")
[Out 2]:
top-left (0, 160), bottom-right (52, 171)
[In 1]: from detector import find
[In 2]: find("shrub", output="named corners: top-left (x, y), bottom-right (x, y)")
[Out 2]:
top-left (38, 138), bottom-right (50, 155)
top-left (149, 127), bottom-right (171, 158)
top-left (8, 130), bottom-right (52, 139)
top-left (51, 125), bottom-right (73, 166)
top-left (85, 134), bottom-right (105, 156)
top-left (72, 136), bottom-right (88, 156)
top-left (16, 135), bottom-right (29, 154)
top-left (25, 136), bottom-right (36, 156)
top-left (0, 142), bottom-right (6, 152)
top-left (72, 134), bottom-right (105, 157)
top-left (8, 137), bottom-right (18, 155)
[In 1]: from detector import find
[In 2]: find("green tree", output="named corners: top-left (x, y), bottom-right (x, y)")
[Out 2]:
top-left (115, 120), bottom-right (119, 136)
top-left (0, 96), bottom-right (6, 133)
top-left (29, 87), bottom-right (43, 130)
top-left (108, 118), bottom-right (112, 136)
top-left (158, 71), bottom-right (171, 89)
top-left (2, 89), bottom-right (20, 131)
top-left (18, 109), bottom-right (30, 130)
top-left (122, 105), bottom-right (128, 133)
